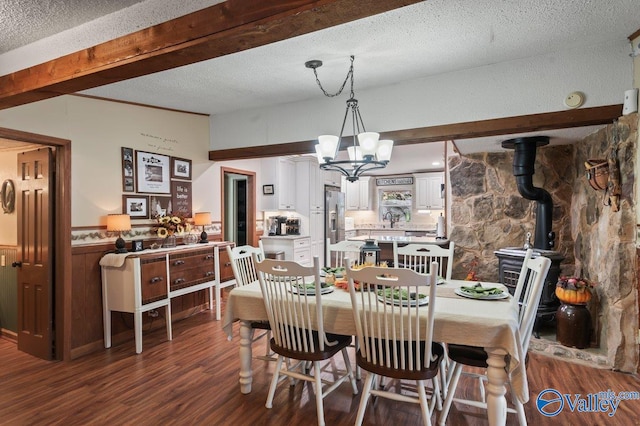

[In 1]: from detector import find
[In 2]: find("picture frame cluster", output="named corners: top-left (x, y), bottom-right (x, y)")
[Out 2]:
top-left (121, 147), bottom-right (193, 219)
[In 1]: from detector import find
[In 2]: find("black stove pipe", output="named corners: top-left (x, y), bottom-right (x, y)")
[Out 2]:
top-left (501, 136), bottom-right (555, 250)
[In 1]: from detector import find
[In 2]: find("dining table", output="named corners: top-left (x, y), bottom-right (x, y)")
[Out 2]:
top-left (222, 279), bottom-right (526, 426)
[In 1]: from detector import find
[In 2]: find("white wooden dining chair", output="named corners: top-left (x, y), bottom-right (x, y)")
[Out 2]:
top-left (393, 241), bottom-right (455, 400)
top-left (392, 242), bottom-right (455, 280)
top-left (346, 260), bottom-right (444, 426)
top-left (254, 255), bottom-right (358, 426)
top-left (325, 238), bottom-right (364, 268)
top-left (226, 242), bottom-right (274, 360)
top-left (438, 249), bottom-right (551, 426)
top-left (325, 238), bottom-right (366, 378)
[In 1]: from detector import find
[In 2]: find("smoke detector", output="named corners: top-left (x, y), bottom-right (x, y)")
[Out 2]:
top-left (564, 91), bottom-right (585, 109)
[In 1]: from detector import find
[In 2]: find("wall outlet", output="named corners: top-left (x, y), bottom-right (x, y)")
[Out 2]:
top-left (148, 309), bottom-right (159, 318)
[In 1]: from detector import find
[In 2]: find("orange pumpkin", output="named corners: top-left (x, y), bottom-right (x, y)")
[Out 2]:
top-left (555, 286), bottom-right (591, 304)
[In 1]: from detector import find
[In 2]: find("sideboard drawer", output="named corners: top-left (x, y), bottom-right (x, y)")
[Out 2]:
top-left (140, 257), bottom-right (168, 304)
top-left (169, 265), bottom-right (216, 291)
top-left (169, 248), bottom-right (215, 273)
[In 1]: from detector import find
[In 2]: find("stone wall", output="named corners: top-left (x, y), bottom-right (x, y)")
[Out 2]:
top-left (448, 144), bottom-right (575, 281)
top-left (571, 114), bottom-right (638, 372)
top-left (447, 114), bottom-right (638, 372)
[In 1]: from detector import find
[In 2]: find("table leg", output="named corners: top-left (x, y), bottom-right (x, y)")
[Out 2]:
top-left (239, 320), bottom-right (255, 394)
top-left (485, 347), bottom-right (508, 426)
top-left (104, 309), bottom-right (112, 348)
top-left (215, 283), bottom-right (221, 320)
top-left (134, 311), bottom-right (143, 354)
top-left (165, 303), bottom-right (173, 341)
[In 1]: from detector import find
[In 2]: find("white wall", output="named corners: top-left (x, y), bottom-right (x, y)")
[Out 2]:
top-left (0, 96), bottom-right (212, 228)
top-left (210, 40), bottom-right (632, 149)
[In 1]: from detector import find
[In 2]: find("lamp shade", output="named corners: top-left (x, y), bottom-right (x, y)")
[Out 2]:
top-left (106, 214), bottom-right (131, 232)
top-left (314, 145), bottom-right (327, 164)
top-left (376, 139), bottom-right (394, 162)
top-left (357, 132), bottom-right (380, 157)
top-left (194, 212), bottom-right (211, 226)
top-left (318, 135), bottom-right (339, 160)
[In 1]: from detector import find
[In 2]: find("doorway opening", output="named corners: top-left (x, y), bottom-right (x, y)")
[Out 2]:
top-left (221, 167), bottom-right (256, 247)
top-left (0, 127), bottom-right (71, 361)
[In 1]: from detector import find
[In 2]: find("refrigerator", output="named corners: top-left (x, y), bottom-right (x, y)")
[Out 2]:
top-left (325, 185), bottom-right (345, 249)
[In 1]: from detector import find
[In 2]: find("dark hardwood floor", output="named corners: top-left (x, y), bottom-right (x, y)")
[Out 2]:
top-left (2, 292), bottom-right (639, 425)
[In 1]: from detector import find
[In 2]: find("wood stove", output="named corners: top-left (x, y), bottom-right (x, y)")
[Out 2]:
top-left (497, 136), bottom-right (563, 336)
top-left (496, 248), bottom-right (563, 336)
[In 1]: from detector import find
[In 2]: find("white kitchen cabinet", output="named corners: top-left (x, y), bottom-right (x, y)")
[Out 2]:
top-left (295, 158), bottom-right (325, 263)
top-left (323, 170), bottom-right (342, 188)
top-left (261, 236), bottom-right (312, 266)
top-left (414, 172), bottom-right (444, 210)
top-left (310, 210), bottom-right (325, 261)
top-left (261, 157), bottom-right (296, 210)
top-left (342, 176), bottom-right (372, 210)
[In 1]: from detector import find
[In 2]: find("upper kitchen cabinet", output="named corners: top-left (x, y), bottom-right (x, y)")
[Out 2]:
top-left (261, 157), bottom-right (296, 211)
top-left (342, 176), bottom-right (372, 211)
top-left (322, 170), bottom-right (342, 188)
top-left (296, 158), bottom-right (324, 211)
top-left (414, 172), bottom-right (444, 210)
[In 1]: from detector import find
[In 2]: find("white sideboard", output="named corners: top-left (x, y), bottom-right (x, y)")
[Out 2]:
top-left (100, 243), bottom-right (228, 353)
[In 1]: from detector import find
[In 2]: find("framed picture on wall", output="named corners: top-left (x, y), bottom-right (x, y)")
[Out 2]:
top-left (122, 195), bottom-right (149, 218)
top-left (149, 195), bottom-right (173, 219)
top-left (171, 180), bottom-right (192, 217)
top-left (263, 184), bottom-right (274, 195)
top-left (171, 157), bottom-right (192, 180)
top-left (121, 147), bottom-right (135, 192)
top-left (136, 151), bottom-right (171, 193)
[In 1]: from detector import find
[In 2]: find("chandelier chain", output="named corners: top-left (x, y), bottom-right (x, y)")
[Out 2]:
top-left (311, 56), bottom-right (355, 98)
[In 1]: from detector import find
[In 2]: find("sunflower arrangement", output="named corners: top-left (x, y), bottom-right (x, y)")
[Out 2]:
top-left (153, 214), bottom-right (191, 238)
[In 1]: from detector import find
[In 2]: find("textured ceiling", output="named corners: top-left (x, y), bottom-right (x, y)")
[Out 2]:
top-left (0, 0), bottom-right (146, 54)
top-left (1, 0), bottom-right (639, 164)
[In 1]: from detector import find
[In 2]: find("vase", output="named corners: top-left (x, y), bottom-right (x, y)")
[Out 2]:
top-left (556, 303), bottom-right (591, 349)
top-left (162, 234), bottom-right (177, 248)
top-left (184, 233), bottom-right (198, 245)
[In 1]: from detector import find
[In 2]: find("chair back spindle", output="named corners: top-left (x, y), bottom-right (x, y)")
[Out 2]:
top-left (393, 242), bottom-right (455, 280)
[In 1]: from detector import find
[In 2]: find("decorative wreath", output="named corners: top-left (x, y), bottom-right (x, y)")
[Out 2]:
top-left (1, 179), bottom-right (15, 214)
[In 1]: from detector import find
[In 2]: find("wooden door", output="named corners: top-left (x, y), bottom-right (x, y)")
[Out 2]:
top-left (16, 148), bottom-right (54, 360)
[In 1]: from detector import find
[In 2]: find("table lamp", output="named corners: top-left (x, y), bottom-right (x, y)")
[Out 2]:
top-left (107, 214), bottom-right (131, 253)
top-left (194, 212), bottom-right (211, 243)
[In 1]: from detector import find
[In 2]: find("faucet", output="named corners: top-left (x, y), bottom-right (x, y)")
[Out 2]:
top-left (383, 211), bottom-right (399, 228)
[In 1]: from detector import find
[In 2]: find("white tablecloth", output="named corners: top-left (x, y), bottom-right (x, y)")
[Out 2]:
top-left (222, 280), bottom-right (528, 403)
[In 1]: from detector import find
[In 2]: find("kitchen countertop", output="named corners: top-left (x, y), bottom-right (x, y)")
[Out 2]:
top-left (260, 235), bottom-right (310, 240)
top-left (347, 235), bottom-right (449, 244)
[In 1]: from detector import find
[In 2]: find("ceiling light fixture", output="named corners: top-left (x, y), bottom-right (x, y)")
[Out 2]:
top-left (306, 56), bottom-right (393, 182)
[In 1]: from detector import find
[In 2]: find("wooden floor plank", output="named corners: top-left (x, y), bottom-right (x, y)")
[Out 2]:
top-left (2, 292), bottom-right (639, 425)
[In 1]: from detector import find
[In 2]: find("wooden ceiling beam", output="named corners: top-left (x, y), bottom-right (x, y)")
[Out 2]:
top-left (208, 104), bottom-right (623, 161)
top-left (0, 0), bottom-right (422, 110)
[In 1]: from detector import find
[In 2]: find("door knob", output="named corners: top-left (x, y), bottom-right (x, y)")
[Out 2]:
top-left (12, 261), bottom-right (22, 267)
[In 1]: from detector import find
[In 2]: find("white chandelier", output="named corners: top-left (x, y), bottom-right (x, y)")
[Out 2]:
top-left (306, 56), bottom-right (393, 182)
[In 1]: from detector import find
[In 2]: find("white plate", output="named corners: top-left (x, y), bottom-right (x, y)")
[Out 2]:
top-left (454, 287), bottom-right (509, 300)
top-left (290, 284), bottom-right (334, 296)
top-left (437, 277), bottom-right (445, 285)
top-left (377, 292), bottom-right (429, 307)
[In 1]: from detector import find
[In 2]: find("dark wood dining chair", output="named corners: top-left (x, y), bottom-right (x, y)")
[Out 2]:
top-left (254, 255), bottom-right (358, 426)
top-left (346, 261), bottom-right (444, 426)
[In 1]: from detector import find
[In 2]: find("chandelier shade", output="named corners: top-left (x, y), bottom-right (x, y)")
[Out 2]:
top-left (306, 56), bottom-right (393, 182)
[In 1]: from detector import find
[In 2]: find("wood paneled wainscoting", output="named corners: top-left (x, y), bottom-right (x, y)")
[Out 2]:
top-left (70, 238), bottom-right (233, 359)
